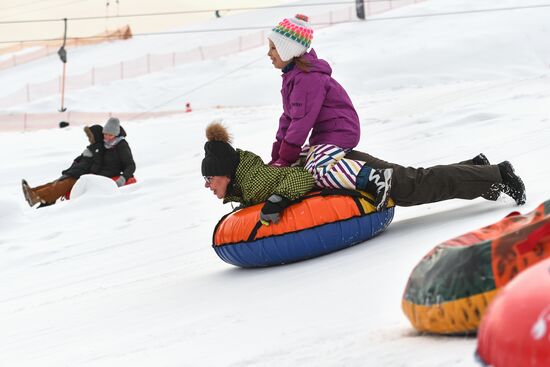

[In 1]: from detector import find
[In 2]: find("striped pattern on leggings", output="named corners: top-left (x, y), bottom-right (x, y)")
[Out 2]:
top-left (304, 144), bottom-right (364, 189)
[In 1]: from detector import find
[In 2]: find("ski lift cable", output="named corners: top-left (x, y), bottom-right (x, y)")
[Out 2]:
top-left (0, 1), bottom-right (393, 24)
top-left (0, 3), bottom-right (549, 43)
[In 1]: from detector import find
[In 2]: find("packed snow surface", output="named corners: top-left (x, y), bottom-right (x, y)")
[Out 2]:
top-left (1, 0), bottom-right (549, 366)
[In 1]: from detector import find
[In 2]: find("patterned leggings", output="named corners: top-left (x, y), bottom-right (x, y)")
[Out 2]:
top-left (303, 144), bottom-right (365, 189)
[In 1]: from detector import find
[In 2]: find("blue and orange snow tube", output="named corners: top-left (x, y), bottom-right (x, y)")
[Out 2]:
top-left (212, 189), bottom-right (395, 268)
top-left (402, 199), bottom-right (550, 334)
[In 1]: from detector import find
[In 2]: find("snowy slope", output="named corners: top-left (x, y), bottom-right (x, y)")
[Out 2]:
top-left (1, 0), bottom-right (550, 366)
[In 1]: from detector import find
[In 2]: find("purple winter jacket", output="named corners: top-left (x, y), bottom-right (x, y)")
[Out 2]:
top-left (270, 49), bottom-right (360, 166)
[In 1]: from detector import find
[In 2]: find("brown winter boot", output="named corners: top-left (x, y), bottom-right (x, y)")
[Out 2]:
top-left (21, 179), bottom-right (44, 207)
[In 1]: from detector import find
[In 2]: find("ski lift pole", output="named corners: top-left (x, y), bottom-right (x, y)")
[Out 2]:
top-left (105, 1), bottom-right (110, 30)
top-left (355, 0), bottom-right (366, 20)
top-left (59, 62), bottom-right (67, 112)
top-left (57, 18), bottom-right (68, 112)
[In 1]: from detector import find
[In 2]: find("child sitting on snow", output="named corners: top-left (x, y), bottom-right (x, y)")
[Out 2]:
top-left (22, 124), bottom-right (104, 208)
top-left (22, 117), bottom-right (137, 208)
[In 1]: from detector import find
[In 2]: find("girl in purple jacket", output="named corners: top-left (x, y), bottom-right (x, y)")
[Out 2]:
top-left (267, 14), bottom-right (392, 210)
top-left (266, 14), bottom-right (526, 209)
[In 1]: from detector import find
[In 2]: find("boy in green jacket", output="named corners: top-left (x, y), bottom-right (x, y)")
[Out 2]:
top-left (201, 122), bottom-right (315, 225)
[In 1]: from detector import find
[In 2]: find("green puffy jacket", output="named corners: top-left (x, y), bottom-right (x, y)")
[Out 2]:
top-left (224, 149), bottom-right (315, 206)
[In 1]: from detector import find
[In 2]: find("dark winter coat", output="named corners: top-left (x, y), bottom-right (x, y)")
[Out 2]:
top-left (62, 125), bottom-right (105, 179)
top-left (224, 149), bottom-right (315, 207)
top-left (271, 49), bottom-right (361, 166)
top-left (93, 127), bottom-right (136, 180)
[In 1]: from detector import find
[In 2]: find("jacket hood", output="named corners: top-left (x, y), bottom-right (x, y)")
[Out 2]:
top-left (84, 125), bottom-right (103, 144)
top-left (301, 49), bottom-right (332, 76)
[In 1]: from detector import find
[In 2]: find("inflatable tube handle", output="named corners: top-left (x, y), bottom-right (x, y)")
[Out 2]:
top-left (515, 222), bottom-right (550, 255)
top-left (247, 221), bottom-right (264, 242)
top-left (319, 188), bottom-right (375, 206)
top-left (505, 211), bottom-right (521, 218)
top-left (280, 188), bottom-right (374, 207)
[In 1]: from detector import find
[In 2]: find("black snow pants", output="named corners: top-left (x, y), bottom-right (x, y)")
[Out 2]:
top-left (345, 150), bottom-right (502, 207)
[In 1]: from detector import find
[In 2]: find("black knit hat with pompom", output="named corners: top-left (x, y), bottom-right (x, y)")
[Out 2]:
top-left (201, 122), bottom-right (239, 177)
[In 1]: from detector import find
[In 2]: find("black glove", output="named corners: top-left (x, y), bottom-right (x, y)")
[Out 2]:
top-left (260, 194), bottom-right (291, 225)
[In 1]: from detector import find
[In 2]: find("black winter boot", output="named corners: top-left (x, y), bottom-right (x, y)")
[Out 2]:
top-left (472, 153), bottom-right (490, 166)
top-left (498, 161), bottom-right (526, 205)
top-left (356, 167), bottom-right (393, 211)
top-left (483, 161), bottom-right (526, 205)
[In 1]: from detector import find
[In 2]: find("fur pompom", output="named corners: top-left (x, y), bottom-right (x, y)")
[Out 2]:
top-left (84, 126), bottom-right (94, 144)
top-left (205, 121), bottom-right (232, 144)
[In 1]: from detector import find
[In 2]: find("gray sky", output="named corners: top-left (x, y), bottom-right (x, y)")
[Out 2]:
top-left (0, 0), bottom-right (293, 46)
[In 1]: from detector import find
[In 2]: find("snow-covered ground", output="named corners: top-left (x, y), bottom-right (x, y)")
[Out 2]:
top-left (1, 0), bottom-right (549, 366)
